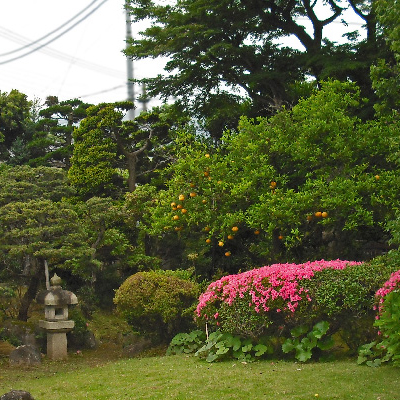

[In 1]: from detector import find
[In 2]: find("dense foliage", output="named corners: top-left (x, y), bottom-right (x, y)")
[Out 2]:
top-left (114, 270), bottom-right (199, 342)
top-left (194, 258), bottom-right (397, 353)
top-left (358, 260), bottom-right (400, 367)
top-left (28, 97), bottom-right (91, 168)
top-left (0, 89), bottom-right (33, 164)
top-left (125, 0), bottom-right (387, 127)
top-left (146, 81), bottom-right (400, 278)
top-left (1, 0), bottom-right (400, 358)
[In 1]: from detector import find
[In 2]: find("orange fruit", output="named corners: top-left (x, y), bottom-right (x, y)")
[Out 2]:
top-left (206, 238), bottom-right (212, 244)
top-left (175, 226), bottom-right (182, 231)
top-left (278, 235), bottom-right (284, 240)
top-left (190, 192), bottom-right (197, 197)
top-left (190, 183), bottom-right (196, 188)
top-left (173, 215), bottom-right (179, 220)
top-left (254, 230), bottom-right (260, 235)
top-left (205, 153), bottom-right (210, 158)
top-left (204, 226), bottom-right (211, 232)
top-left (225, 251), bottom-right (231, 257)
top-left (171, 202), bottom-right (176, 208)
top-left (181, 209), bottom-right (187, 214)
top-left (179, 194), bottom-right (185, 201)
top-left (218, 241), bottom-right (224, 247)
top-left (270, 181), bottom-right (277, 189)
top-left (375, 175), bottom-right (380, 180)
top-left (306, 215), bottom-right (313, 221)
top-left (204, 171), bottom-right (209, 177)
top-left (321, 211), bottom-right (328, 218)
top-left (176, 204), bottom-right (183, 209)
top-left (227, 235), bottom-right (234, 240)
top-left (202, 199), bottom-right (207, 204)
top-left (232, 226), bottom-right (239, 232)
top-left (315, 211), bottom-right (322, 218)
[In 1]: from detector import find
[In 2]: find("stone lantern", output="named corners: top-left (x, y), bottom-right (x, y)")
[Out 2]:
top-left (36, 273), bottom-right (78, 360)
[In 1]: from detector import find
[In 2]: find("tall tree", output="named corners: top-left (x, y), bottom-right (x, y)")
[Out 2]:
top-left (125, 0), bottom-right (385, 122)
top-left (0, 166), bottom-right (88, 321)
top-left (370, 0), bottom-right (400, 116)
top-left (28, 97), bottom-right (92, 168)
top-left (0, 89), bottom-right (32, 164)
top-left (68, 102), bottom-right (187, 197)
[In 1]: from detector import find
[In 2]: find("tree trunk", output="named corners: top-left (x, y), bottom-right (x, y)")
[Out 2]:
top-left (126, 152), bottom-right (138, 192)
top-left (18, 258), bottom-right (42, 321)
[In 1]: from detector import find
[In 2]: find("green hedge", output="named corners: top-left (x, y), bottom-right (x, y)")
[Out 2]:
top-left (195, 258), bottom-right (398, 353)
top-left (114, 270), bottom-right (199, 343)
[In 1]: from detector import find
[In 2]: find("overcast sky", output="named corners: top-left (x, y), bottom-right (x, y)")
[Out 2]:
top-left (0, 0), bottom-right (365, 110)
top-left (0, 0), bottom-right (164, 110)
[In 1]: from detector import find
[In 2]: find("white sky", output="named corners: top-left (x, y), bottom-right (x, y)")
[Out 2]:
top-left (0, 0), bottom-right (366, 110)
top-left (0, 0), bottom-right (163, 110)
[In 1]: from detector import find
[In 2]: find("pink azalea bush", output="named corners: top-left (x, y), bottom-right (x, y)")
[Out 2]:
top-left (375, 269), bottom-right (400, 316)
top-left (196, 259), bottom-right (362, 337)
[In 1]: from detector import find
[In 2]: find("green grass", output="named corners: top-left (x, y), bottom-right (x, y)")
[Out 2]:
top-left (1, 351), bottom-right (399, 400)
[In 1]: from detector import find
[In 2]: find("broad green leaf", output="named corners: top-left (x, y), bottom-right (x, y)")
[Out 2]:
top-left (312, 321), bottom-right (330, 338)
top-left (254, 344), bottom-right (268, 357)
top-left (282, 340), bottom-right (295, 353)
top-left (291, 325), bottom-right (309, 338)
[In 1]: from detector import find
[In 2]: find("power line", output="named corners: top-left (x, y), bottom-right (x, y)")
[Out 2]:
top-left (0, 0), bottom-right (101, 57)
top-left (0, 27), bottom-right (125, 78)
top-left (77, 84), bottom-right (125, 99)
top-left (0, 0), bottom-right (109, 65)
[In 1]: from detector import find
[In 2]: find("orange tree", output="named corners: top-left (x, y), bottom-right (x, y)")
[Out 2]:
top-left (144, 80), bottom-right (400, 278)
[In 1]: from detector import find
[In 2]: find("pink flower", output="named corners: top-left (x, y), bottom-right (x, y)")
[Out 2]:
top-left (196, 259), bottom-right (361, 318)
top-left (375, 269), bottom-right (400, 317)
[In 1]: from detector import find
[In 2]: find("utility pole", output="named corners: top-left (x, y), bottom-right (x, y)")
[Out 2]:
top-left (138, 82), bottom-right (150, 112)
top-left (125, 1), bottom-right (135, 120)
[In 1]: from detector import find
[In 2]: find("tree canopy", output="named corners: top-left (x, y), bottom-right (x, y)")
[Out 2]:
top-left (370, 0), bottom-right (400, 116)
top-left (68, 102), bottom-right (188, 196)
top-left (0, 89), bottom-right (33, 164)
top-left (125, 0), bottom-right (386, 124)
top-left (28, 97), bottom-right (92, 168)
top-left (144, 81), bottom-right (400, 277)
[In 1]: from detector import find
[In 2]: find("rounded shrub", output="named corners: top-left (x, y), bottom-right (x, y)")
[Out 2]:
top-left (299, 260), bottom-right (396, 352)
top-left (114, 270), bottom-right (199, 343)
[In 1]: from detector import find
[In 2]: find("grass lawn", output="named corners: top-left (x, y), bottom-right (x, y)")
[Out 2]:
top-left (0, 348), bottom-right (399, 400)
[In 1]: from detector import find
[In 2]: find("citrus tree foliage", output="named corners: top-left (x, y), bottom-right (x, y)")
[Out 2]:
top-left (126, 0), bottom-right (384, 122)
top-left (28, 97), bottom-right (92, 168)
top-left (147, 81), bottom-right (400, 276)
top-left (0, 89), bottom-right (33, 164)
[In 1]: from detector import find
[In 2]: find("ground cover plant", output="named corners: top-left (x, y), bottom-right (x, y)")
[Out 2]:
top-left (1, 354), bottom-right (400, 400)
